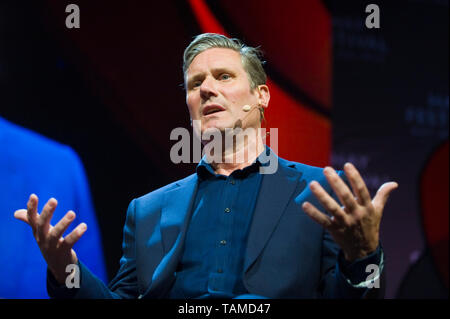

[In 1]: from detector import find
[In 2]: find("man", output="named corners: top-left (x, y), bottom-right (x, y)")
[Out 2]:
top-left (14, 33), bottom-right (397, 298)
top-left (0, 116), bottom-right (107, 298)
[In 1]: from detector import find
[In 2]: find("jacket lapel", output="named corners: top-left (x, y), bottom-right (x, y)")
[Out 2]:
top-left (244, 158), bottom-right (301, 273)
top-left (144, 174), bottom-right (198, 297)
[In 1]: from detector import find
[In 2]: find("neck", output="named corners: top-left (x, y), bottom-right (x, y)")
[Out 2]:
top-left (205, 127), bottom-right (265, 176)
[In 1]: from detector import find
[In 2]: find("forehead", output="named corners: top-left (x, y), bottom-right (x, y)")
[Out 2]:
top-left (186, 48), bottom-right (244, 76)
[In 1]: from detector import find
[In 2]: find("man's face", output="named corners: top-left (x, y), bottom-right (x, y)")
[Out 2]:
top-left (185, 48), bottom-right (263, 136)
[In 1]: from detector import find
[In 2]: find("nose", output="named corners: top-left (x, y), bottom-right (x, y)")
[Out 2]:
top-left (199, 76), bottom-right (218, 101)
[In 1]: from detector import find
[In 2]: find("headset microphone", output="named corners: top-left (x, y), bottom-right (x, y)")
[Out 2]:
top-left (242, 104), bottom-right (252, 112)
top-left (234, 104), bottom-right (258, 129)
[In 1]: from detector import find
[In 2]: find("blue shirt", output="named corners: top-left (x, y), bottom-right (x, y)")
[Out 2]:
top-left (168, 155), bottom-right (264, 298)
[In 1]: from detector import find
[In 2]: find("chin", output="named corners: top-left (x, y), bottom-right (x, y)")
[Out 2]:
top-left (202, 126), bottom-right (225, 138)
top-left (202, 119), bottom-right (232, 133)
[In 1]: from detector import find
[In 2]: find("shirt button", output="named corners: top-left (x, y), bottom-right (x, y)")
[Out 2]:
top-left (217, 268), bottom-right (223, 273)
top-left (224, 207), bottom-right (231, 213)
top-left (230, 179), bottom-right (235, 185)
top-left (220, 240), bottom-right (227, 246)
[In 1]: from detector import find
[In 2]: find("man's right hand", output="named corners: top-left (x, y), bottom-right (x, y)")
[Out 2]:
top-left (14, 194), bottom-right (87, 285)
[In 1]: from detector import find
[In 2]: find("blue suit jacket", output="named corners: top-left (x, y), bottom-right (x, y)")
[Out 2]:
top-left (49, 152), bottom-right (380, 299)
top-left (0, 117), bottom-right (107, 298)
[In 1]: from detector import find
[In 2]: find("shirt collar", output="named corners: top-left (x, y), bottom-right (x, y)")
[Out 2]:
top-left (196, 145), bottom-right (271, 180)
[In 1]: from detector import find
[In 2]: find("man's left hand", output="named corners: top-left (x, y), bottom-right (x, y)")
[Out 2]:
top-left (302, 162), bottom-right (398, 262)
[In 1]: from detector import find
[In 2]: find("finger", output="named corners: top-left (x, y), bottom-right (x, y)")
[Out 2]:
top-left (343, 163), bottom-right (371, 206)
top-left (61, 223), bottom-right (87, 250)
top-left (37, 198), bottom-right (58, 236)
top-left (323, 166), bottom-right (358, 212)
top-left (26, 194), bottom-right (39, 228)
top-left (372, 182), bottom-right (399, 212)
top-left (302, 201), bottom-right (333, 229)
top-left (309, 181), bottom-right (348, 224)
top-left (49, 211), bottom-right (76, 245)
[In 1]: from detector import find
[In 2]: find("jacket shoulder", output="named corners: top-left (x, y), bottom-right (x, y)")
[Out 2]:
top-left (279, 157), bottom-right (345, 179)
top-left (278, 157), bottom-right (324, 178)
top-left (133, 173), bottom-right (197, 209)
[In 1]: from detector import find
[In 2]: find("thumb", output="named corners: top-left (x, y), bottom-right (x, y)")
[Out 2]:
top-left (372, 182), bottom-right (398, 212)
top-left (14, 209), bottom-right (30, 225)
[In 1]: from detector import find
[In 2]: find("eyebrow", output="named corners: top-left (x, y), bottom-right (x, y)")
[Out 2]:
top-left (186, 67), bottom-right (235, 87)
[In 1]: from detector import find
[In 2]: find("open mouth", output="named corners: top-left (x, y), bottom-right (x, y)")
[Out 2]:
top-left (202, 105), bottom-right (225, 116)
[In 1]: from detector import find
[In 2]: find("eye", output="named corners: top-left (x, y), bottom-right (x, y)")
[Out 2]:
top-left (219, 73), bottom-right (231, 80)
top-left (191, 80), bottom-right (202, 89)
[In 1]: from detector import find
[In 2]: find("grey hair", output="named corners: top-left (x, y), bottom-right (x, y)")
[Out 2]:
top-left (183, 33), bottom-right (267, 90)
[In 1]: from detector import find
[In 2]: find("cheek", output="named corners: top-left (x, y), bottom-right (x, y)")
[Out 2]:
top-left (225, 83), bottom-right (256, 104)
top-left (186, 95), bottom-right (200, 118)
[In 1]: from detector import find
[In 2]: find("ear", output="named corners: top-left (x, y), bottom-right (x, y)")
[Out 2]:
top-left (257, 84), bottom-right (270, 110)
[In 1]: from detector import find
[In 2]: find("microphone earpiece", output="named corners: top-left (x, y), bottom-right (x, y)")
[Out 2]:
top-left (234, 104), bottom-right (261, 128)
top-left (242, 105), bottom-right (252, 112)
